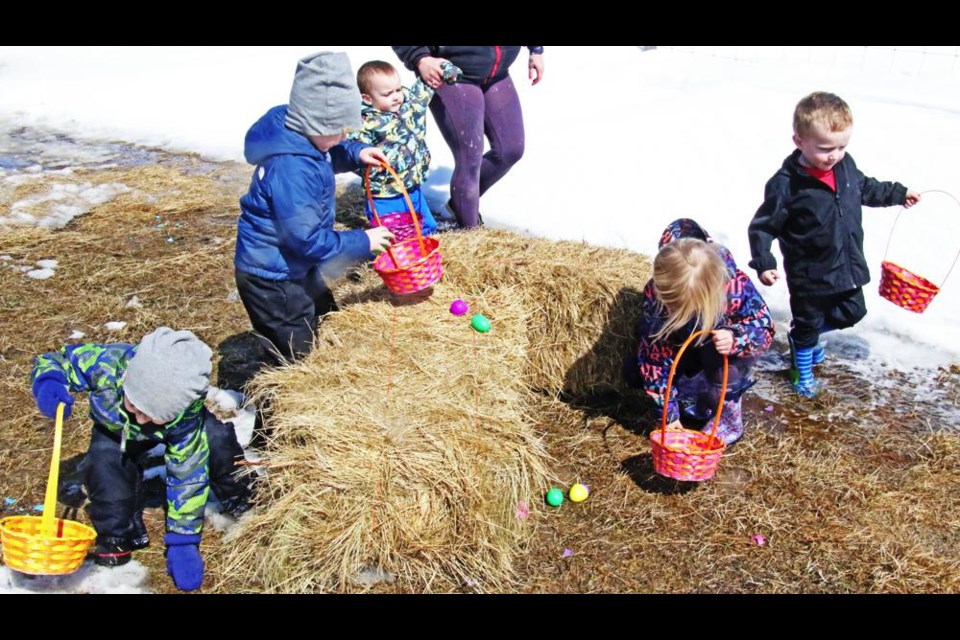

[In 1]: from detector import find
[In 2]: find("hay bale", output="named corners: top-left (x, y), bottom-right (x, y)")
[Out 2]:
top-left (216, 285), bottom-right (554, 592)
top-left (339, 229), bottom-right (650, 397)
top-left (215, 228), bottom-right (652, 592)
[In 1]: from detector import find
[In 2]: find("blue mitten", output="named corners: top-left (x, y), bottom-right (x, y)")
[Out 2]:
top-left (164, 532), bottom-right (204, 592)
top-left (32, 375), bottom-right (74, 419)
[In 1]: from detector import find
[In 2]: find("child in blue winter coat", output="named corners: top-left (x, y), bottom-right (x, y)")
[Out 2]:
top-left (234, 51), bottom-right (393, 362)
top-left (633, 219), bottom-right (775, 445)
top-left (31, 327), bottom-right (252, 592)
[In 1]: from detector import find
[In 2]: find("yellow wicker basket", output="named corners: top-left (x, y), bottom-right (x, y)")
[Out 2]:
top-left (0, 515), bottom-right (96, 575)
top-left (0, 402), bottom-right (95, 575)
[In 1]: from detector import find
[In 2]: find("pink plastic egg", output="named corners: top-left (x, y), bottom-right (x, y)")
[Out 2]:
top-left (450, 299), bottom-right (469, 316)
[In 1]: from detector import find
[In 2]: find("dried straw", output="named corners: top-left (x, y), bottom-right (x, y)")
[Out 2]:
top-left (338, 228), bottom-right (651, 397)
top-left (214, 284), bottom-right (554, 592)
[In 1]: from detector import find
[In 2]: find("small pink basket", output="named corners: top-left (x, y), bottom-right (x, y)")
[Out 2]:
top-left (878, 190), bottom-right (960, 314)
top-left (369, 211), bottom-right (424, 243)
top-left (366, 164), bottom-right (443, 295)
top-left (649, 329), bottom-right (728, 482)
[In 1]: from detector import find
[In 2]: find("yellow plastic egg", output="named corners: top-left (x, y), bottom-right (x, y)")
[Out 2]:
top-left (569, 483), bottom-right (589, 503)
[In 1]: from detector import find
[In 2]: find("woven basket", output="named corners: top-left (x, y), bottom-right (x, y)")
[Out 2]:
top-left (0, 515), bottom-right (96, 575)
top-left (649, 329), bottom-right (727, 482)
top-left (0, 402), bottom-right (95, 575)
top-left (879, 260), bottom-right (939, 314)
top-left (366, 163), bottom-right (443, 295)
top-left (879, 190), bottom-right (960, 314)
top-left (370, 211), bottom-right (424, 243)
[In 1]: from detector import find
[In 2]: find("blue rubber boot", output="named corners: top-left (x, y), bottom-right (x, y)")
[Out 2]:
top-left (811, 343), bottom-right (825, 365)
top-left (789, 335), bottom-right (820, 398)
top-left (812, 324), bottom-right (839, 365)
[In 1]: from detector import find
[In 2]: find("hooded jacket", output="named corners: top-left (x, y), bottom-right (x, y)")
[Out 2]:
top-left (636, 219), bottom-right (774, 419)
top-left (349, 78), bottom-right (434, 197)
top-left (748, 150), bottom-right (907, 297)
top-left (32, 343), bottom-right (208, 536)
top-left (235, 105), bottom-right (372, 281)
top-left (392, 46), bottom-right (541, 87)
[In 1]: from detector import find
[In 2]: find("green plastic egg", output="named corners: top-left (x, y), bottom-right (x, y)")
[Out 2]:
top-left (546, 487), bottom-right (564, 507)
top-left (471, 314), bottom-right (491, 333)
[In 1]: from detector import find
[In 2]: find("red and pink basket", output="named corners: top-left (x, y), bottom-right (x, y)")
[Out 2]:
top-left (370, 211), bottom-right (424, 243)
top-left (878, 190), bottom-right (960, 314)
top-left (365, 163), bottom-right (443, 296)
top-left (649, 329), bottom-right (728, 482)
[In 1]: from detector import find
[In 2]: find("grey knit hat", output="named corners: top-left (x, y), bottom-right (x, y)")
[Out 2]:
top-left (123, 327), bottom-right (212, 424)
top-left (285, 51), bottom-right (361, 137)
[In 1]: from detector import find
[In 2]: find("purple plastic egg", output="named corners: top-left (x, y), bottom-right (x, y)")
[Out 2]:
top-left (450, 299), bottom-right (469, 316)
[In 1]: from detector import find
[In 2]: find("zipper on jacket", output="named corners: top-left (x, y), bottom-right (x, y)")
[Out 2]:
top-left (835, 164), bottom-right (843, 216)
top-left (484, 47), bottom-right (503, 86)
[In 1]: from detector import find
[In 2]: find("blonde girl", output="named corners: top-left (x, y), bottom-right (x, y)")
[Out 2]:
top-left (632, 219), bottom-right (774, 445)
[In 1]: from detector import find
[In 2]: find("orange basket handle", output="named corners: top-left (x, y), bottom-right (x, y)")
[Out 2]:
top-left (659, 329), bottom-right (729, 443)
top-left (883, 189), bottom-right (960, 288)
top-left (364, 162), bottom-right (427, 257)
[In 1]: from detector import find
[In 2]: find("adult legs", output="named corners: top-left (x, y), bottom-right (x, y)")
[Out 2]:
top-left (479, 75), bottom-right (525, 197)
top-left (430, 82), bottom-right (486, 228)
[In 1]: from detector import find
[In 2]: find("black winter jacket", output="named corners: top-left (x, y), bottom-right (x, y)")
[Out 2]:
top-left (748, 150), bottom-right (907, 297)
top-left (392, 46), bottom-right (541, 87)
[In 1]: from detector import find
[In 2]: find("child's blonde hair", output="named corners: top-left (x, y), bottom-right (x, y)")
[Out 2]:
top-left (793, 91), bottom-right (853, 138)
top-left (357, 60), bottom-right (399, 95)
top-left (651, 238), bottom-right (729, 342)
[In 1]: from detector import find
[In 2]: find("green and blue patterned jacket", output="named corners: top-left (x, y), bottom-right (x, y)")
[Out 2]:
top-left (32, 342), bottom-right (209, 536)
top-left (350, 78), bottom-right (434, 197)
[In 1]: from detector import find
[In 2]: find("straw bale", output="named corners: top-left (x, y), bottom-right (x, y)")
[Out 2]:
top-left (336, 229), bottom-right (651, 397)
top-left (215, 285), bottom-right (554, 592)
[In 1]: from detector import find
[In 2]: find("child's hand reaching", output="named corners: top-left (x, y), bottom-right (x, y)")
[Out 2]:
top-left (359, 147), bottom-right (389, 167)
top-left (711, 329), bottom-right (734, 356)
top-left (903, 190), bottom-right (922, 208)
top-left (760, 269), bottom-right (779, 286)
top-left (365, 227), bottom-right (394, 255)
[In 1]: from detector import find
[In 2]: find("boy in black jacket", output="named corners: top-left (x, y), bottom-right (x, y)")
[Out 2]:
top-left (748, 91), bottom-right (920, 397)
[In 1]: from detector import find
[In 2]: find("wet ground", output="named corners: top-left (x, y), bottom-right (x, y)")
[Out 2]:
top-left (0, 123), bottom-right (237, 176)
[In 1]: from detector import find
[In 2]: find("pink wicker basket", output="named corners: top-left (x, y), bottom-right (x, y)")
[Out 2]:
top-left (369, 211), bottom-right (424, 243)
top-left (879, 191), bottom-right (960, 314)
top-left (366, 164), bottom-right (443, 295)
top-left (649, 329), bottom-right (727, 482)
top-left (879, 260), bottom-right (939, 314)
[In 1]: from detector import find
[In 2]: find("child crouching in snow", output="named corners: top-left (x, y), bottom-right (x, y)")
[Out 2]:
top-left (31, 327), bottom-right (253, 591)
top-left (631, 219), bottom-right (774, 445)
